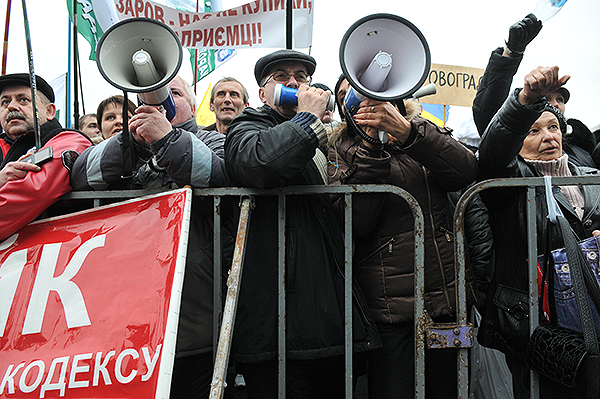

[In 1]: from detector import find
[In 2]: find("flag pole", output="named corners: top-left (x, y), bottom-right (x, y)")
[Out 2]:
top-left (72, 0), bottom-right (80, 129)
top-left (20, 0), bottom-right (41, 150)
top-left (2, 0), bottom-right (12, 75)
top-left (285, 0), bottom-right (292, 49)
top-left (66, 16), bottom-right (72, 128)
top-left (193, 0), bottom-right (200, 93)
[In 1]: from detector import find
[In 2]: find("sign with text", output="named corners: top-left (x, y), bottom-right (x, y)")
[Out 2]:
top-left (115, 0), bottom-right (314, 49)
top-left (0, 189), bottom-right (191, 399)
top-left (420, 63), bottom-right (485, 107)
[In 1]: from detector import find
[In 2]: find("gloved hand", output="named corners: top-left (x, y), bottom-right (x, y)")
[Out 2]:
top-left (505, 13), bottom-right (543, 56)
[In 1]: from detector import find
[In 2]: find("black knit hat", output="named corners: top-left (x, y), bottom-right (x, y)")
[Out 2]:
top-left (254, 50), bottom-right (316, 85)
top-left (542, 103), bottom-right (568, 134)
top-left (0, 73), bottom-right (55, 103)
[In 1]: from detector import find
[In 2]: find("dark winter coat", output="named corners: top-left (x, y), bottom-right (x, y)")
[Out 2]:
top-left (70, 117), bottom-right (233, 358)
top-left (225, 105), bottom-right (381, 363)
top-left (477, 89), bottom-right (600, 359)
top-left (327, 117), bottom-right (480, 323)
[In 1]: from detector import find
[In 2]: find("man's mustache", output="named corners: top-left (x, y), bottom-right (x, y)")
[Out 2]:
top-left (6, 110), bottom-right (26, 122)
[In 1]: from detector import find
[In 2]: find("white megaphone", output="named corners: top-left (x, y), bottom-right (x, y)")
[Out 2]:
top-left (96, 18), bottom-right (182, 121)
top-left (273, 83), bottom-right (335, 111)
top-left (339, 13), bottom-right (431, 144)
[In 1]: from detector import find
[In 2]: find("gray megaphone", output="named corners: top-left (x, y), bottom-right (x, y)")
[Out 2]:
top-left (273, 83), bottom-right (335, 111)
top-left (96, 18), bottom-right (182, 121)
top-left (339, 13), bottom-right (431, 143)
top-left (339, 13), bottom-right (431, 102)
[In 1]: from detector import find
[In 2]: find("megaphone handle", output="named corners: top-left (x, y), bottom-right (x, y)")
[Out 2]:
top-left (326, 94), bottom-right (335, 112)
top-left (378, 130), bottom-right (389, 144)
top-left (120, 91), bottom-right (135, 179)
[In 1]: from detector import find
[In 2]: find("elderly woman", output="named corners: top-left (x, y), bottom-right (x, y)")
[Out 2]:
top-left (477, 66), bottom-right (600, 399)
top-left (328, 78), bottom-right (480, 399)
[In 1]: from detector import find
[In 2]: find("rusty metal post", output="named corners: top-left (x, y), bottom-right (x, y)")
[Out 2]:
top-left (278, 193), bottom-right (287, 399)
top-left (344, 193), bottom-right (353, 398)
top-left (209, 196), bottom-right (254, 399)
top-left (453, 189), bottom-right (473, 398)
top-left (409, 194), bottom-right (426, 399)
top-left (527, 186), bottom-right (540, 399)
top-left (213, 195), bottom-right (222, 356)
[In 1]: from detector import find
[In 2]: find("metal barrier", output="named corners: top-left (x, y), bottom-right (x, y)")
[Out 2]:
top-left (63, 185), bottom-right (429, 398)
top-left (62, 174), bottom-right (600, 399)
top-left (453, 174), bottom-right (600, 399)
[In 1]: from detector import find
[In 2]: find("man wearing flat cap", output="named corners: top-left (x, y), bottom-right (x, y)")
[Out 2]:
top-left (224, 50), bottom-right (380, 398)
top-left (0, 73), bottom-right (92, 242)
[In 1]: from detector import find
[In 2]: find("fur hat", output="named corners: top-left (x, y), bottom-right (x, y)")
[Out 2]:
top-left (254, 50), bottom-right (316, 85)
top-left (0, 73), bottom-right (55, 103)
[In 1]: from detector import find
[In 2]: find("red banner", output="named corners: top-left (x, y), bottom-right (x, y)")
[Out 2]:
top-left (0, 189), bottom-right (191, 398)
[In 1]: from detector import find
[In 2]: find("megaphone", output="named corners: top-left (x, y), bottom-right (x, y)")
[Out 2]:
top-left (339, 13), bottom-right (431, 144)
top-left (96, 18), bottom-right (183, 121)
top-left (273, 83), bottom-right (335, 111)
top-left (340, 13), bottom-right (431, 104)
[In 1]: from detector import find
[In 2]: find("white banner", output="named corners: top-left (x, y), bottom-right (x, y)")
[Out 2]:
top-left (113, 0), bottom-right (314, 49)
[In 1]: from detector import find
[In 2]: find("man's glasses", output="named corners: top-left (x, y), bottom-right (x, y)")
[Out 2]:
top-left (262, 71), bottom-right (312, 86)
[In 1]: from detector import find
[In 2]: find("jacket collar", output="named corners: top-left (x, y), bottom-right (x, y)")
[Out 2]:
top-left (173, 117), bottom-right (199, 133)
top-left (0, 118), bottom-right (64, 168)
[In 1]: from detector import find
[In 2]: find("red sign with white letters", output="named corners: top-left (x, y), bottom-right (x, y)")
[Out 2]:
top-left (0, 189), bottom-right (191, 398)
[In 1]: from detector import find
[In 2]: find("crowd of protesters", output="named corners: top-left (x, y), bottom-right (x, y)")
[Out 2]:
top-left (3, 11), bottom-right (600, 399)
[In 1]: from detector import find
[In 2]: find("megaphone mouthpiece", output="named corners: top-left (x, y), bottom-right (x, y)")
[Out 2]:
top-left (132, 50), bottom-right (162, 86)
top-left (360, 51), bottom-right (392, 92)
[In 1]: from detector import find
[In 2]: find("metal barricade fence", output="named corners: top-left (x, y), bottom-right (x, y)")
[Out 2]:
top-left (454, 175), bottom-right (600, 399)
top-left (62, 175), bottom-right (600, 399)
top-left (63, 184), bottom-right (428, 398)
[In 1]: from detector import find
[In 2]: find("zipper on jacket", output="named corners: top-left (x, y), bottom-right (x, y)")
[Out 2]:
top-left (422, 166), bottom-right (453, 317)
top-left (358, 237), bottom-right (395, 265)
top-left (439, 226), bottom-right (453, 242)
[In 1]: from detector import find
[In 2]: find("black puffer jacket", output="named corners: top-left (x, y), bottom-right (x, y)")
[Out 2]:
top-left (327, 117), bottom-right (480, 323)
top-left (225, 105), bottom-right (381, 363)
top-left (477, 89), bottom-right (600, 359)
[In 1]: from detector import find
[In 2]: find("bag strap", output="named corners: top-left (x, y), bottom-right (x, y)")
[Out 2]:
top-left (545, 176), bottom-right (600, 396)
top-left (557, 215), bottom-right (600, 397)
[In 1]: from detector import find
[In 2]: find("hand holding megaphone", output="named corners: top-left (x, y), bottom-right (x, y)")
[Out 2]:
top-left (273, 83), bottom-right (335, 113)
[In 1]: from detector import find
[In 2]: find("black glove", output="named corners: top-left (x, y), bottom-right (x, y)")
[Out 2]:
top-left (505, 13), bottom-right (543, 56)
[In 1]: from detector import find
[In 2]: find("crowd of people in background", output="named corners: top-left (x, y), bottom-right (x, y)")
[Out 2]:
top-left (2, 11), bottom-right (600, 399)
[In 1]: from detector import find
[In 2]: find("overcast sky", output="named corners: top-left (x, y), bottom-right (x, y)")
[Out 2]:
top-left (4, 0), bottom-right (600, 130)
